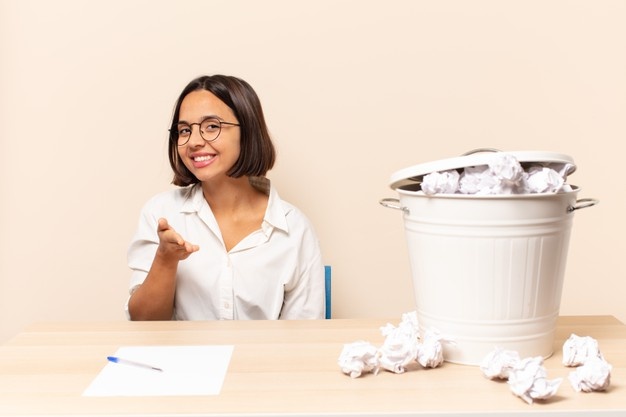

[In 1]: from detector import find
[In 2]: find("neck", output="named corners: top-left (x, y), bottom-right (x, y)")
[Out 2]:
top-left (201, 176), bottom-right (262, 212)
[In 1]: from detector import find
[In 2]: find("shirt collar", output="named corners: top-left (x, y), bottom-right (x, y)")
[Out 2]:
top-left (263, 184), bottom-right (289, 234)
top-left (180, 180), bottom-right (290, 235)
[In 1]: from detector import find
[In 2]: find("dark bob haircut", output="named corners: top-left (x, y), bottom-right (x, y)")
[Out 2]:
top-left (168, 75), bottom-right (276, 186)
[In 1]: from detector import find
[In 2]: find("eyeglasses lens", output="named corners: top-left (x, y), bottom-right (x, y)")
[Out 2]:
top-left (200, 118), bottom-right (221, 142)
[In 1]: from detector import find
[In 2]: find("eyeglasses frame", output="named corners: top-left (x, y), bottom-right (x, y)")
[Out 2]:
top-left (170, 117), bottom-right (240, 146)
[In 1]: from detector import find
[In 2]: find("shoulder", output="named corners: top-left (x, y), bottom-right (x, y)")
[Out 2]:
top-left (140, 185), bottom-right (199, 214)
top-left (269, 186), bottom-right (317, 235)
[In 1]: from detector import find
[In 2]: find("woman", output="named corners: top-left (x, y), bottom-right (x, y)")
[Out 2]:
top-left (126, 75), bottom-right (325, 321)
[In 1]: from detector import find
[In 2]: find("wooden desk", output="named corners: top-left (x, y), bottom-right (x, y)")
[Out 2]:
top-left (0, 316), bottom-right (624, 416)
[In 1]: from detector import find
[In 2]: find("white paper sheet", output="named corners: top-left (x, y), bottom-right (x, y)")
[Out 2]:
top-left (83, 345), bottom-right (234, 397)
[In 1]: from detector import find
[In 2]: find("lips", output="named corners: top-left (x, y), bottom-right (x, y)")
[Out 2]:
top-left (190, 153), bottom-right (216, 168)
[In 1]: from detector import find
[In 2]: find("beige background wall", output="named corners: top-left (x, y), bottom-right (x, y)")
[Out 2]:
top-left (1, 0), bottom-right (624, 343)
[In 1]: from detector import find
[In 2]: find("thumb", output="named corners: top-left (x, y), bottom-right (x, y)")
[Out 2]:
top-left (157, 217), bottom-right (170, 232)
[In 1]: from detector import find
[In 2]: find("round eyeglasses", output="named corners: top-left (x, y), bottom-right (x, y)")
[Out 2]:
top-left (171, 117), bottom-right (240, 146)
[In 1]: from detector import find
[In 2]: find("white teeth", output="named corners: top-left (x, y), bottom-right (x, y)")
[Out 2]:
top-left (193, 155), bottom-right (213, 162)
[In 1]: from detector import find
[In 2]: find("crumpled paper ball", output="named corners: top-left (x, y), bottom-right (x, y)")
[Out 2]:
top-left (378, 312), bottom-right (420, 374)
top-left (458, 165), bottom-right (499, 194)
top-left (421, 169), bottom-right (460, 195)
top-left (562, 333), bottom-right (603, 367)
top-left (337, 340), bottom-right (380, 378)
top-left (569, 356), bottom-right (612, 392)
top-left (508, 356), bottom-right (562, 404)
top-left (487, 153), bottom-right (526, 193)
top-left (525, 166), bottom-right (565, 193)
top-left (416, 329), bottom-right (445, 368)
top-left (480, 347), bottom-right (521, 380)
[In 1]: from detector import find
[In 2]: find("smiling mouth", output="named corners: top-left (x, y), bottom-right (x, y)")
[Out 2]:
top-left (193, 155), bottom-right (214, 162)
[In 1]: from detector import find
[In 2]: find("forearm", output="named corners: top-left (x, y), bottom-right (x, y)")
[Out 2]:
top-left (128, 254), bottom-right (179, 320)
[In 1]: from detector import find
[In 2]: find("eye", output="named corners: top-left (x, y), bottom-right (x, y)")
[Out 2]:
top-left (177, 125), bottom-right (191, 136)
top-left (201, 119), bottom-right (221, 133)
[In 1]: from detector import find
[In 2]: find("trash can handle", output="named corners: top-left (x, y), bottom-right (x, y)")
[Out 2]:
top-left (461, 148), bottom-right (502, 156)
top-left (379, 198), bottom-right (409, 214)
top-left (568, 198), bottom-right (599, 212)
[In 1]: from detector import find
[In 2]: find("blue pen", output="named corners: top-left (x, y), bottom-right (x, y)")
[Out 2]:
top-left (107, 356), bottom-right (163, 372)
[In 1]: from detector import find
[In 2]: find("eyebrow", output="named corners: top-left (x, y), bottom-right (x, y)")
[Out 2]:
top-left (177, 115), bottom-right (223, 125)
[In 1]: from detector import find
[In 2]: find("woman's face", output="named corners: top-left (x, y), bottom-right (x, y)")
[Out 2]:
top-left (176, 89), bottom-right (241, 183)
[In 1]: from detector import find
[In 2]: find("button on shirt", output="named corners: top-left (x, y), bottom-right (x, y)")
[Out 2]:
top-left (127, 179), bottom-right (325, 320)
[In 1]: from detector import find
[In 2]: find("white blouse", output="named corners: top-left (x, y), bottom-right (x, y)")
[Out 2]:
top-left (126, 179), bottom-right (325, 320)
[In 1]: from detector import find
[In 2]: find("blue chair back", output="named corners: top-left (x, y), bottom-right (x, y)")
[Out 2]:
top-left (324, 265), bottom-right (331, 319)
